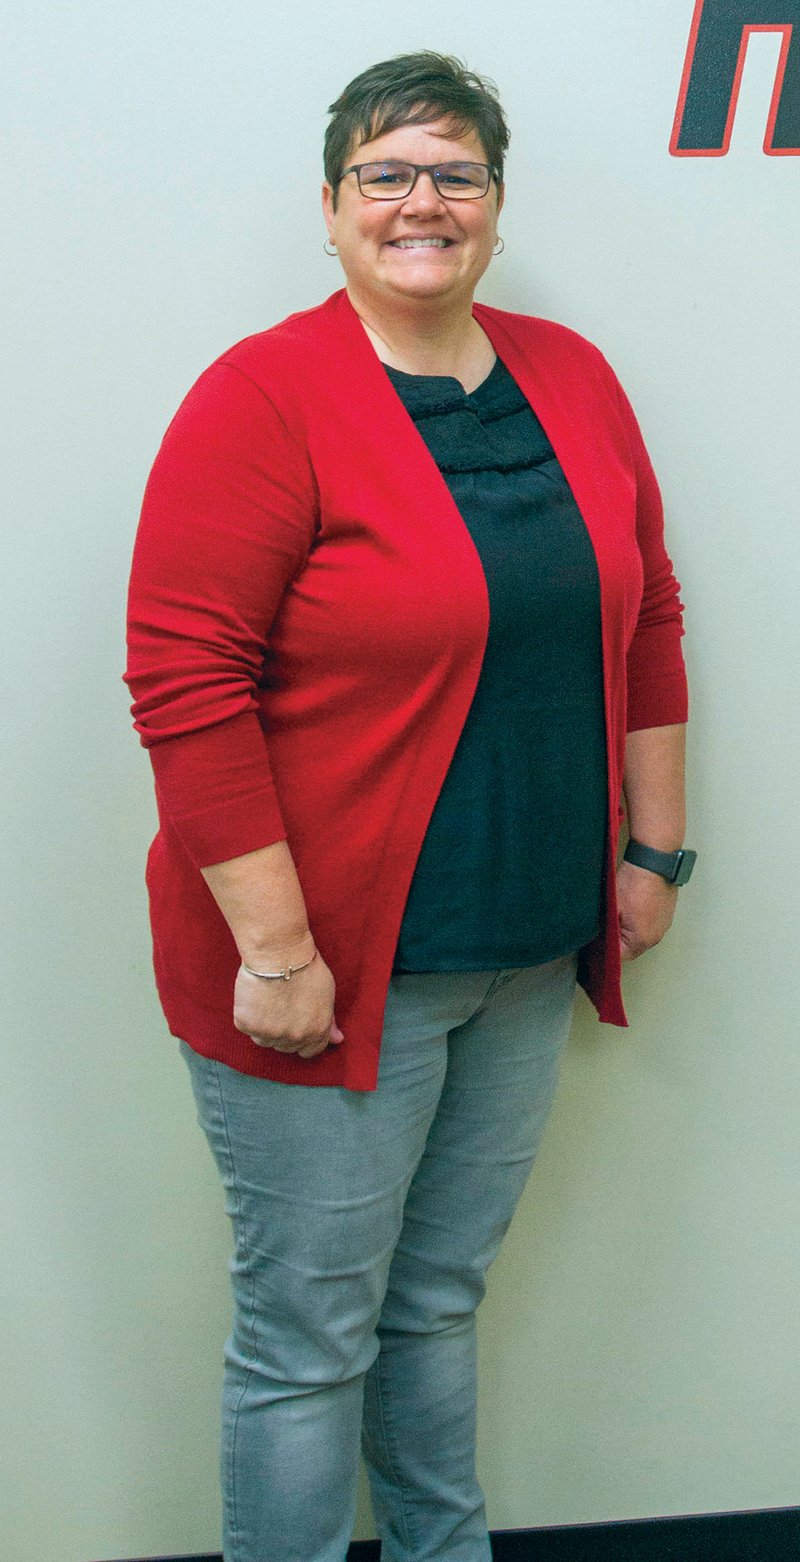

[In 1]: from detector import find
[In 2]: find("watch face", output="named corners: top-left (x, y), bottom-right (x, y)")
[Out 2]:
top-left (674, 849), bottom-right (697, 886)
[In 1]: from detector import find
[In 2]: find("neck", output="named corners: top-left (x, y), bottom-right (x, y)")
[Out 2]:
top-left (346, 285), bottom-right (489, 383)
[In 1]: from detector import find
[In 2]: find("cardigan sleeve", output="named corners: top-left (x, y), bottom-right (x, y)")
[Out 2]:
top-left (610, 370), bottom-right (689, 732)
top-left (124, 360), bottom-right (318, 866)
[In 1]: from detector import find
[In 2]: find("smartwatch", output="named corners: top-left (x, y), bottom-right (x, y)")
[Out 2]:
top-left (623, 839), bottom-right (697, 886)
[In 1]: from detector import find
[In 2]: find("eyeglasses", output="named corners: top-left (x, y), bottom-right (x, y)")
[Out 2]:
top-left (339, 160), bottom-right (496, 201)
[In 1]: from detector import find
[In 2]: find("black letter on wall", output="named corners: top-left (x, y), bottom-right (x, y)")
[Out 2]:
top-left (671, 0), bottom-right (800, 153)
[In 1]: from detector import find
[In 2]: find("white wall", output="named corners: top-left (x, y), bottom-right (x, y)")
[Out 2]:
top-left (3, 4), bottom-right (798, 1559)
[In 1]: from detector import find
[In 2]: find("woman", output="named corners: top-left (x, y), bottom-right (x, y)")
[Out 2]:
top-left (125, 51), bottom-right (694, 1562)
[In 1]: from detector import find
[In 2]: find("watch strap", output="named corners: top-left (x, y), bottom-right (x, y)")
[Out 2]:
top-left (623, 839), bottom-right (697, 885)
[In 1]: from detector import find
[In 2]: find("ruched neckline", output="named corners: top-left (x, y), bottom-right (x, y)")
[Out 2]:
top-left (383, 357), bottom-right (559, 476)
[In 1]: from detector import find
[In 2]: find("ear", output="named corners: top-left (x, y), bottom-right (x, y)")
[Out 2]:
top-left (495, 181), bottom-right (505, 218)
top-left (321, 180), bottom-right (336, 232)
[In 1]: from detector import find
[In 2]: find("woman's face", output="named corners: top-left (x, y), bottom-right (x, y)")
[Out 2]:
top-left (322, 117), bottom-right (505, 315)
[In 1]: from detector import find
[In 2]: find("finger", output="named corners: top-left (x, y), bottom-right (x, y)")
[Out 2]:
top-left (250, 1032), bottom-right (332, 1057)
top-left (248, 1034), bottom-right (300, 1053)
top-left (296, 1040), bottom-right (329, 1059)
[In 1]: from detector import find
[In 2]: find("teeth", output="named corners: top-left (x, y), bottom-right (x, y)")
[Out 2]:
top-left (393, 238), bottom-right (449, 249)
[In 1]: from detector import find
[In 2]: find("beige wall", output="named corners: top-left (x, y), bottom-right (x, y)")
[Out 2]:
top-left (3, 4), bottom-right (798, 1559)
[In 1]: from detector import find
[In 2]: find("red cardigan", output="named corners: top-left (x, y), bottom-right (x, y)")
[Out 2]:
top-left (125, 288), bottom-right (688, 1091)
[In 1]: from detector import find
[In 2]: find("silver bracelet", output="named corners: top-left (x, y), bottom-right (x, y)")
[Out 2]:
top-left (241, 947), bottom-right (318, 982)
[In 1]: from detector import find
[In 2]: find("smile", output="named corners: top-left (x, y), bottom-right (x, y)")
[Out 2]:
top-left (388, 238), bottom-right (454, 249)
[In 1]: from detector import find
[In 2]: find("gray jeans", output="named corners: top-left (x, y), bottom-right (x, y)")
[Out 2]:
top-left (180, 951), bottom-right (579, 1562)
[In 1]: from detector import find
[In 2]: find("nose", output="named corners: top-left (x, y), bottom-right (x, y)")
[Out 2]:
top-left (400, 169), bottom-right (447, 213)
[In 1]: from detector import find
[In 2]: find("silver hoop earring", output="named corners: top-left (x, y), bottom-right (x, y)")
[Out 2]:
top-left (323, 238), bottom-right (337, 256)
top-left (493, 236), bottom-right (505, 256)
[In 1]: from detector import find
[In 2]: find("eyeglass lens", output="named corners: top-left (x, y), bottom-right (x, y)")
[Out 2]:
top-left (357, 162), bottom-right (490, 199)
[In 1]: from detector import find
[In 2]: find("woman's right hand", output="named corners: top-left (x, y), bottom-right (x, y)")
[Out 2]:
top-left (233, 948), bottom-right (344, 1060)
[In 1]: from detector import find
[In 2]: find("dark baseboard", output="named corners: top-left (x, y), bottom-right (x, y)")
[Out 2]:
top-left (109, 1504), bottom-right (800, 1562)
top-left (479, 1506), bottom-right (800, 1560)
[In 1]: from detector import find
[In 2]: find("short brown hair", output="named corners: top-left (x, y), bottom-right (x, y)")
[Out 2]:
top-left (324, 52), bottom-right (510, 207)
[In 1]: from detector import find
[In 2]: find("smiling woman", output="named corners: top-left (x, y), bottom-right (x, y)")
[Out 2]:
top-left (124, 48), bottom-right (692, 1562)
top-left (322, 114), bottom-right (505, 384)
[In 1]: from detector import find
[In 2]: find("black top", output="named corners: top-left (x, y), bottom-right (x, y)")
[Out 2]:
top-left (385, 355), bottom-right (608, 973)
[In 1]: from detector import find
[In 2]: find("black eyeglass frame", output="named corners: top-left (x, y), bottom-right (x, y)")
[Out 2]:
top-left (338, 160), bottom-right (499, 200)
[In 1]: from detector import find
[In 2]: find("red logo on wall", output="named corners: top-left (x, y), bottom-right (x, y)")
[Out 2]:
top-left (671, 0), bottom-right (800, 153)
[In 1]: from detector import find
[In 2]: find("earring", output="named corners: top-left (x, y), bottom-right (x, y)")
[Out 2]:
top-left (493, 236), bottom-right (505, 256)
top-left (323, 238), bottom-right (337, 256)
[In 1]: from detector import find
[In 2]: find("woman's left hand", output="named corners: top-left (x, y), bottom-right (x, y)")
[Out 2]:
top-left (616, 859), bottom-right (678, 962)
